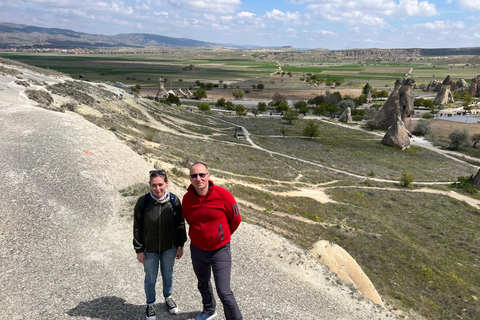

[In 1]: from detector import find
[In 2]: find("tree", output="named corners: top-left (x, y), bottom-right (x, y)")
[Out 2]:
top-left (235, 104), bottom-right (246, 116)
top-left (472, 133), bottom-right (480, 148)
top-left (449, 129), bottom-right (471, 149)
top-left (353, 115), bottom-right (363, 123)
top-left (362, 83), bottom-right (372, 95)
top-left (270, 92), bottom-right (287, 106)
top-left (257, 83), bottom-right (265, 90)
top-left (276, 101), bottom-right (289, 113)
top-left (309, 95), bottom-right (325, 106)
top-left (279, 127), bottom-right (288, 137)
top-left (197, 103), bottom-right (210, 111)
top-left (325, 103), bottom-right (339, 117)
top-left (413, 119), bottom-right (430, 136)
top-left (215, 98), bottom-right (226, 108)
top-left (232, 88), bottom-right (245, 100)
top-left (225, 101), bottom-right (235, 111)
top-left (337, 99), bottom-right (355, 113)
top-left (166, 93), bottom-right (180, 106)
top-left (206, 83), bottom-right (214, 90)
top-left (313, 105), bottom-right (326, 116)
top-left (299, 105), bottom-right (310, 116)
top-left (251, 84), bottom-right (257, 90)
top-left (303, 120), bottom-right (320, 139)
top-left (282, 109), bottom-right (299, 124)
top-left (193, 89), bottom-right (207, 100)
top-left (257, 102), bottom-right (268, 113)
top-left (294, 100), bottom-right (307, 110)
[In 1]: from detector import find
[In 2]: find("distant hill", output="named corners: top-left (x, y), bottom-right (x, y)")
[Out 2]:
top-left (2, 21), bottom-right (480, 57)
top-left (0, 22), bottom-right (221, 49)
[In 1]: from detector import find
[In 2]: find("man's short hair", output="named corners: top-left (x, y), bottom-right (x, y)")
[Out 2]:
top-left (190, 162), bottom-right (209, 172)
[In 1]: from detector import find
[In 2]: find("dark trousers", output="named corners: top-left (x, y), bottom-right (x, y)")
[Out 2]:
top-left (190, 242), bottom-right (242, 320)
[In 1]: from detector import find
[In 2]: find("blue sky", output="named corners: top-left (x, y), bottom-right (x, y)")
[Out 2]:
top-left (1, 0), bottom-right (480, 50)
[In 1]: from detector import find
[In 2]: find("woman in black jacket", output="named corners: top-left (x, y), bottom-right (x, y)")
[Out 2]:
top-left (133, 170), bottom-right (187, 320)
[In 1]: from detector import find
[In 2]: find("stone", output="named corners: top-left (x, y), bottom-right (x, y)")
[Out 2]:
top-left (381, 106), bottom-right (411, 150)
top-left (433, 75), bottom-right (454, 105)
top-left (373, 78), bottom-right (415, 130)
top-left (338, 107), bottom-right (352, 123)
top-left (473, 169), bottom-right (480, 190)
top-left (424, 79), bottom-right (442, 92)
top-left (468, 75), bottom-right (480, 97)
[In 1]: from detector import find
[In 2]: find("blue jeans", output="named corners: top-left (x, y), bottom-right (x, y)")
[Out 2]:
top-left (144, 248), bottom-right (177, 304)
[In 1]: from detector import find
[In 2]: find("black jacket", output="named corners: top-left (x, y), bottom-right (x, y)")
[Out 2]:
top-left (133, 193), bottom-right (187, 254)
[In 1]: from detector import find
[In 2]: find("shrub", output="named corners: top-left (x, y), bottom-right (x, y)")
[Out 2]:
top-left (197, 103), bottom-right (210, 111)
top-left (400, 172), bottom-right (415, 188)
top-left (413, 119), bottom-right (431, 136)
top-left (25, 89), bottom-right (53, 106)
top-left (448, 129), bottom-right (471, 150)
top-left (61, 100), bottom-right (78, 112)
top-left (451, 175), bottom-right (477, 194)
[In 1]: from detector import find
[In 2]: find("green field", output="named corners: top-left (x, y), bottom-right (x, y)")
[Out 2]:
top-left (3, 51), bottom-right (479, 90)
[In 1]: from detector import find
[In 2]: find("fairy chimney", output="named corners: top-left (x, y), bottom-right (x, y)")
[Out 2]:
top-left (433, 75), bottom-right (454, 105)
top-left (339, 107), bottom-right (352, 123)
top-left (373, 78), bottom-right (415, 130)
top-left (381, 104), bottom-right (411, 150)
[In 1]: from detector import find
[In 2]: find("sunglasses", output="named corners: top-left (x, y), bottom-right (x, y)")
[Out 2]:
top-left (190, 173), bottom-right (208, 179)
top-left (149, 170), bottom-right (166, 176)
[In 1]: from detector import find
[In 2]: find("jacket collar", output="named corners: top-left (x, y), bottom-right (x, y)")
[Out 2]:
top-left (188, 180), bottom-right (215, 196)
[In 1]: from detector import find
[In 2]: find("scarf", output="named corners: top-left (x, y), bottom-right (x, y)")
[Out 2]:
top-left (150, 190), bottom-right (170, 204)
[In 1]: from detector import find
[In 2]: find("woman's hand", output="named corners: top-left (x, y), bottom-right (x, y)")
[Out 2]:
top-left (137, 252), bottom-right (146, 264)
top-left (176, 247), bottom-right (184, 259)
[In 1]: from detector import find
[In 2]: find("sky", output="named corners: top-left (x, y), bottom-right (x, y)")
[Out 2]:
top-left (1, 0), bottom-right (480, 50)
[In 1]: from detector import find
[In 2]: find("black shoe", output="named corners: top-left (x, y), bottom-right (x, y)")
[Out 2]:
top-left (165, 296), bottom-right (178, 314)
top-left (146, 304), bottom-right (156, 320)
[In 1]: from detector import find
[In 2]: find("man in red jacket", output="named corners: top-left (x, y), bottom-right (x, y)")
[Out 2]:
top-left (182, 162), bottom-right (242, 320)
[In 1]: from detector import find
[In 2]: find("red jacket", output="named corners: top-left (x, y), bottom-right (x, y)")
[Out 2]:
top-left (182, 180), bottom-right (241, 251)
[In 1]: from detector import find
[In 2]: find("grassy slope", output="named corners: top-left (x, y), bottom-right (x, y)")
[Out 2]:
top-left (10, 54), bottom-right (479, 320)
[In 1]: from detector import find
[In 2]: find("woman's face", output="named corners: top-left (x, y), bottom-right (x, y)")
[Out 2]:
top-left (149, 176), bottom-right (168, 198)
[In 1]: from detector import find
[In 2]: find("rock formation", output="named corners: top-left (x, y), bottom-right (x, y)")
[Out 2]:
top-left (155, 77), bottom-right (168, 100)
top-left (338, 107), bottom-right (352, 123)
top-left (182, 64), bottom-right (197, 71)
top-left (455, 79), bottom-right (468, 92)
top-left (424, 79), bottom-right (442, 92)
top-left (468, 75), bottom-right (480, 97)
top-left (433, 75), bottom-right (454, 105)
top-left (373, 78), bottom-right (415, 130)
top-left (473, 169), bottom-right (480, 190)
top-left (381, 106), bottom-right (411, 150)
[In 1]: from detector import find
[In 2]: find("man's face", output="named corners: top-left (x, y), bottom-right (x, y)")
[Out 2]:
top-left (190, 164), bottom-right (210, 194)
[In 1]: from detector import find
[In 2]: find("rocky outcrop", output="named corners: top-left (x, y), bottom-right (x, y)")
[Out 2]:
top-left (338, 107), bottom-right (352, 123)
top-left (373, 78), bottom-right (414, 130)
top-left (468, 75), bottom-right (480, 97)
top-left (455, 79), bottom-right (468, 92)
top-left (182, 64), bottom-right (197, 71)
top-left (381, 107), bottom-right (411, 150)
top-left (433, 75), bottom-right (454, 105)
top-left (424, 79), bottom-right (442, 92)
top-left (473, 169), bottom-right (480, 190)
top-left (175, 88), bottom-right (193, 99)
top-left (155, 77), bottom-right (168, 99)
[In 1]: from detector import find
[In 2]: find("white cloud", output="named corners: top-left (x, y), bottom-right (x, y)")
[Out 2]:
top-left (302, 0), bottom-right (437, 24)
top-left (413, 20), bottom-right (466, 30)
top-left (266, 9), bottom-right (301, 22)
top-left (458, 0), bottom-right (480, 10)
top-left (162, 0), bottom-right (241, 14)
top-left (237, 11), bottom-right (256, 18)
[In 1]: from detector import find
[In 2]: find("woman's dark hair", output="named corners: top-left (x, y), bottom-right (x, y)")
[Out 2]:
top-left (149, 170), bottom-right (168, 183)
